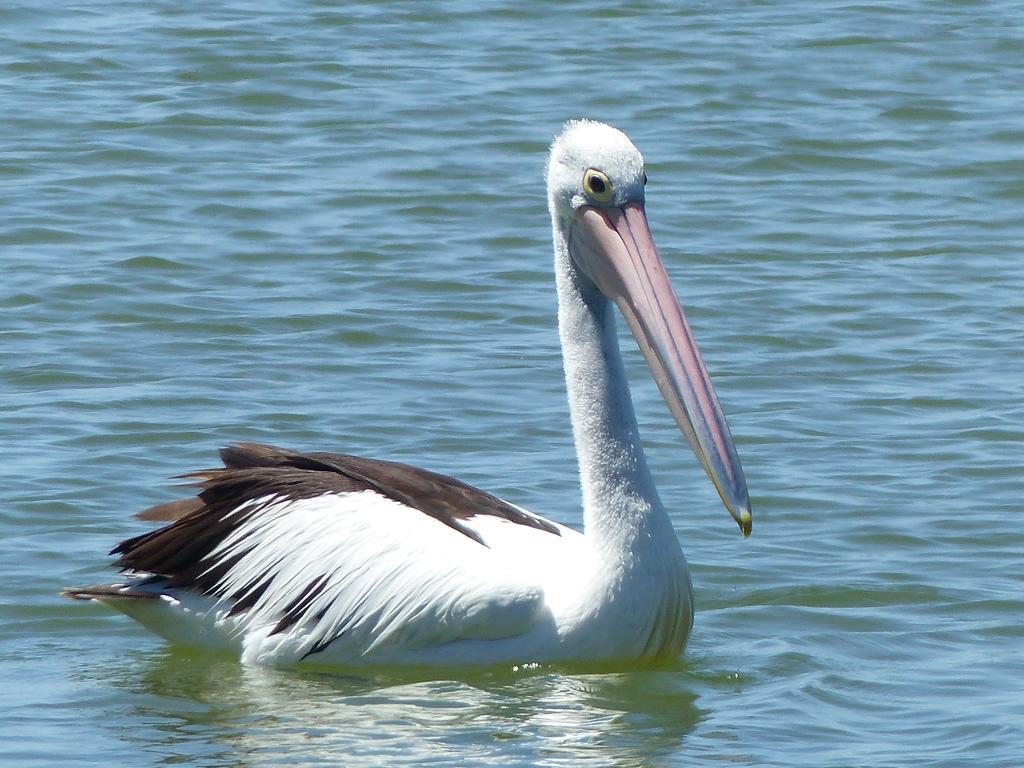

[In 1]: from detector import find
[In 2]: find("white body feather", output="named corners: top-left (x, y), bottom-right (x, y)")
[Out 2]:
top-left (107, 486), bottom-right (690, 666)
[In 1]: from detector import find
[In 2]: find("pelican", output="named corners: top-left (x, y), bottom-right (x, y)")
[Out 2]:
top-left (64, 120), bottom-right (752, 667)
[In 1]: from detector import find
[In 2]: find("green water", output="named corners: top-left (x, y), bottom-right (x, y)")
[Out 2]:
top-left (2, 1), bottom-right (1022, 766)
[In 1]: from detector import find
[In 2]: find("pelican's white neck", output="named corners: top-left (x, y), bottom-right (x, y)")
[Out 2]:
top-left (551, 214), bottom-right (672, 553)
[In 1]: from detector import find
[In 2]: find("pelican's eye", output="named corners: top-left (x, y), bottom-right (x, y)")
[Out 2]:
top-left (583, 169), bottom-right (613, 203)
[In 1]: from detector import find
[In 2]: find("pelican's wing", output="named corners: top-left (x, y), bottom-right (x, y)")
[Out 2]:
top-left (90, 444), bottom-right (562, 664)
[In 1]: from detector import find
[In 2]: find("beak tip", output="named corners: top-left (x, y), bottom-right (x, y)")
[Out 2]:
top-left (738, 506), bottom-right (753, 538)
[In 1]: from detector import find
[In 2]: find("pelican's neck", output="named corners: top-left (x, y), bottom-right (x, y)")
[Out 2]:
top-left (552, 216), bottom-right (672, 553)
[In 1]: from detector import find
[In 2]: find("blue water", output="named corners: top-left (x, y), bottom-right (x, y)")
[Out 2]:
top-left (2, 2), bottom-right (1023, 766)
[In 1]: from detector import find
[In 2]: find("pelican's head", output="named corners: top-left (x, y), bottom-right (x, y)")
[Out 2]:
top-left (547, 120), bottom-right (647, 217)
top-left (547, 120), bottom-right (753, 536)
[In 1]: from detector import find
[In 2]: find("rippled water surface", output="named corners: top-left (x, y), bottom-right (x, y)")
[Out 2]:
top-left (2, 2), bottom-right (1023, 766)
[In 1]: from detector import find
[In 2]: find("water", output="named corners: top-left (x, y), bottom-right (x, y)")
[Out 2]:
top-left (2, 1), bottom-right (1022, 765)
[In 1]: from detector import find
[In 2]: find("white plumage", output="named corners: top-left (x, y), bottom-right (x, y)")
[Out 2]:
top-left (65, 120), bottom-right (751, 668)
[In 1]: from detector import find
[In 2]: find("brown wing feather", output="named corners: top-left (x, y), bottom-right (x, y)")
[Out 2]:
top-left (110, 443), bottom-right (560, 599)
top-left (135, 497), bottom-right (204, 522)
top-left (219, 443), bottom-right (560, 534)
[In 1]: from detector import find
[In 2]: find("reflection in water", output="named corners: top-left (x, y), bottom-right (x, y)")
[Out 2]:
top-left (105, 648), bottom-right (704, 767)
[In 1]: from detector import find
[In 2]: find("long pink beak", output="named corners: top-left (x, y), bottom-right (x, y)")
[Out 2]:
top-left (569, 202), bottom-right (752, 536)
